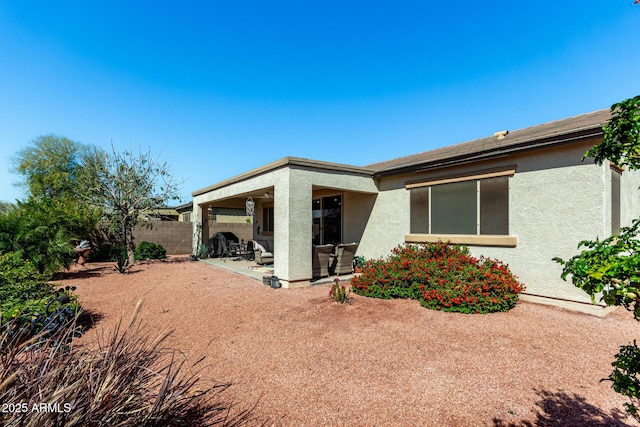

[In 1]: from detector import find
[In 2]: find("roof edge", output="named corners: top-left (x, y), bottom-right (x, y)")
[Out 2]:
top-left (373, 123), bottom-right (605, 177)
top-left (192, 156), bottom-right (374, 197)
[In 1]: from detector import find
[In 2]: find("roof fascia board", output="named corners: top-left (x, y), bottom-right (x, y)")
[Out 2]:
top-left (375, 127), bottom-right (603, 178)
top-left (192, 157), bottom-right (374, 197)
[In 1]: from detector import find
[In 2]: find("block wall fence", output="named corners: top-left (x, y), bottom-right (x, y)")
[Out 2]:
top-left (132, 221), bottom-right (252, 255)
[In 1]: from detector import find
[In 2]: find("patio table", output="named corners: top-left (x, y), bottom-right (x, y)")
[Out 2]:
top-left (228, 243), bottom-right (254, 261)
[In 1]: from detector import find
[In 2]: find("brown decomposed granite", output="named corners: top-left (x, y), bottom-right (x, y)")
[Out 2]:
top-left (57, 256), bottom-right (640, 426)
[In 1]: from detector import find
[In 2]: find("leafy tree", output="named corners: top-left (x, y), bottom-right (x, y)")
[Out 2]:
top-left (554, 95), bottom-right (640, 421)
top-left (5, 135), bottom-right (101, 274)
top-left (584, 96), bottom-right (640, 170)
top-left (11, 134), bottom-right (89, 200)
top-left (80, 145), bottom-right (181, 265)
top-left (0, 201), bottom-right (14, 215)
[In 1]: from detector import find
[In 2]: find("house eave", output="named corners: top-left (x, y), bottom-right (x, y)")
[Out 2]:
top-left (192, 156), bottom-right (375, 197)
top-left (373, 126), bottom-right (604, 178)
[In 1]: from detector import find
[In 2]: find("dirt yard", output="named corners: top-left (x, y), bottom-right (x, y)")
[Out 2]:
top-left (56, 256), bottom-right (640, 426)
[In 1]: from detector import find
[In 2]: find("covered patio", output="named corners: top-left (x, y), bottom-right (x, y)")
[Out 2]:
top-left (192, 157), bottom-right (378, 287)
top-left (199, 255), bottom-right (356, 285)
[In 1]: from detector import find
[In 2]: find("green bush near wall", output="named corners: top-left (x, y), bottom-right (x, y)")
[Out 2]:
top-left (134, 241), bottom-right (167, 260)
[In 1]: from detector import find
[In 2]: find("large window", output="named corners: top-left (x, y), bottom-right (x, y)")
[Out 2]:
top-left (410, 176), bottom-right (509, 236)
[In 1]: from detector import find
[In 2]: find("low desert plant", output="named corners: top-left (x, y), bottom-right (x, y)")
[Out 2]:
top-left (114, 248), bottom-right (130, 274)
top-left (0, 302), bottom-right (255, 427)
top-left (329, 278), bottom-right (352, 304)
top-left (0, 252), bottom-right (79, 325)
top-left (135, 241), bottom-right (167, 261)
top-left (351, 242), bottom-right (524, 314)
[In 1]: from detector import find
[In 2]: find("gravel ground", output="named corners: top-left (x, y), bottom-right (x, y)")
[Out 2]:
top-left (56, 256), bottom-right (640, 426)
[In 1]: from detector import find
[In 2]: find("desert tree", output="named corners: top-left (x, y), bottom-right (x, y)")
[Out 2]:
top-left (80, 145), bottom-right (181, 265)
top-left (11, 134), bottom-right (89, 201)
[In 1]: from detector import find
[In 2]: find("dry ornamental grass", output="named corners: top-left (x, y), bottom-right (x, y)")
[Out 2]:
top-left (0, 301), bottom-right (255, 427)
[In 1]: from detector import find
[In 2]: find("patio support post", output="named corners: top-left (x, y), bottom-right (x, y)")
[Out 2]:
top-left (201, 206), bottom-right (209, 247)
top-left (192, 203), bottom-right (208, 256)
top-left (273, 170), bottom-right (313, 287)
top-left (191, 203), bottom-right (204, 255)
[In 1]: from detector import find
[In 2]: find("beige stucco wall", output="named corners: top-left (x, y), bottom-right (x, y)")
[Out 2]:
top-left (191, 142), bottom-right (640, 305)
top-left (192, 168), bottom-right (285, 255)
top-left (470, 145), bottom-right (604, 303)
top-left (279, 166), bottom-right (377, 286)
top-left (621, 167), bottom-right (640, 227)
top-left (361, 139), bottom-right (640, 306)
top-left (356, 183), bottom-right (409, 260)
top-left (193, 164), bottom-right (376, 287)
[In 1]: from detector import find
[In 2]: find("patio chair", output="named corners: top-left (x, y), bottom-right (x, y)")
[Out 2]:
top-left (329, 243), bottom-right (359, 276)
top-left (312, 244), bottom-right (333, 279)
top-left (252, 239), bottom-right (274, 265)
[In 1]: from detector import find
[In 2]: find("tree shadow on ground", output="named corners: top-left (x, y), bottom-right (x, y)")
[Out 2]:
top-left (76, 308), bottom-right (104, 334)
top-left (54, 265), bottom-right (111, 280)
top-left (493, 388), bottom-right (633, 427)
top-left (159, 255), bottom-right (191, 264)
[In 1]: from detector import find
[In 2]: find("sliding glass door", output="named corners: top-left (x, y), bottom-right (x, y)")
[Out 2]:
top-left (312, 195), bottom-right (342, 245)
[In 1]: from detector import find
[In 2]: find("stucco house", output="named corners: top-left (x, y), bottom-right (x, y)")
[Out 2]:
top-left (192, 108), bottom-right (640, 312)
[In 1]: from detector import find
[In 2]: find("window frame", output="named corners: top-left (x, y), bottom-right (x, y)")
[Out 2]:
top-left (406, 166), bottom-right (517, 247)
top-left (262, 204), bottom-right (275, 235)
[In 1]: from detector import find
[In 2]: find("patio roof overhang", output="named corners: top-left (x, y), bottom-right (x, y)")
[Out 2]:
top-left (192, 156), bottom-right (375, 197)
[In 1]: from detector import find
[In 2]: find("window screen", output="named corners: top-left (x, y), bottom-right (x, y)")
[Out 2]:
top-left (430, 180), bottom-right (477, 234)
top-left (410, 186), bottom-right (429, 233)
top-left (480, 177), bottom-right (509, 235)
top-left (409, 175), bottom-right (510, 236)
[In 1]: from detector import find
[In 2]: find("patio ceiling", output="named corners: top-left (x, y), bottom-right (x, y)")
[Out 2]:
top-left (202, 186), bottom-right (274, 208)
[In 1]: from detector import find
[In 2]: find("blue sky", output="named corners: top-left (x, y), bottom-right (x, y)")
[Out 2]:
top-left (1, 1), bottom-right (639, 204)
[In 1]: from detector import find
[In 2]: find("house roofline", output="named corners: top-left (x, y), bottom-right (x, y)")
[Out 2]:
top-left (192, 156), bottom-right (375, 197)
top-left (192, 109), bottom-right (610, 196)
top-left (373, 124), bottom-right (604, 177)
top-left (173, 201), bottom-right (193, 212)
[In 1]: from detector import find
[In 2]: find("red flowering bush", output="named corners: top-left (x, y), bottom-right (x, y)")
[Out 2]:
top-left (351, 242), bottom-right (524, 314)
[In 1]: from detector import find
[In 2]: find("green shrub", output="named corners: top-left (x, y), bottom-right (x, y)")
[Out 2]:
top-left (0, 252), bottom-right (65, 324)
top-left (606, 340), bottom-right (640, 423)
top-left (0, 197), bottom-right (100, 276)
top-left (351, 242), bottom-right (524, 314)
top-left (135, 241), bottom-right (167, 260)
top-left (0, 304), bottom-right (255, 427)
top-left (553, 217), bottom-right (640, 318)
top-left (0, 252), bottom-right (79, 325)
